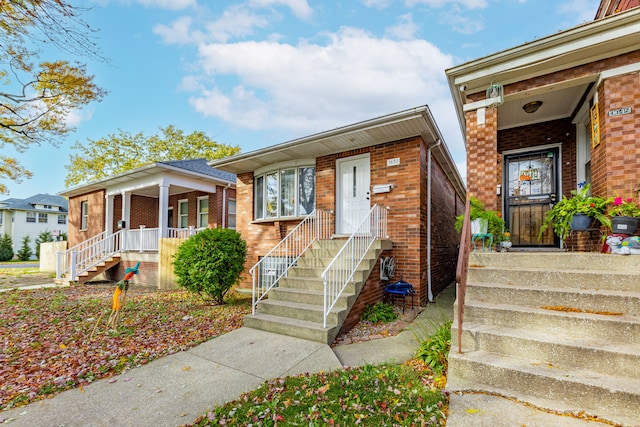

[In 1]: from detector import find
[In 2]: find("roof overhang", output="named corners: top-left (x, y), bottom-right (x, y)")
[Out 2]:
top-left (59, 162), bottom-right (235, 198)
top-left (446, 7), bottom-right (640, 138)
top-left (210, 106), bottom-right (466, 199)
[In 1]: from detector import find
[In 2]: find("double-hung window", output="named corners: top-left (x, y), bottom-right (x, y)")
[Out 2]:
top-left (197, 197), bottom-right (208, 228)
top-left (81, 201), bottom-right (89, 230)
top-left (38, 213), bottom-right (48, 223)
top-left (58, 214), bottom-right (67, 225)
top-left (26, 212), bottom-right (36, 223)
top-left (228, 199), bottom-right (236, 229)
top-left (254, 166), bottom-right (315, 220)
top-left (178, 199), bottom-right (188, 228)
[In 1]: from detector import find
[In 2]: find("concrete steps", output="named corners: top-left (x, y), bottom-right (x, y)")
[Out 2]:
top-left (243, 239), bottom-right (391, 344)
top-left (447, 252), bottom-right (640, 426)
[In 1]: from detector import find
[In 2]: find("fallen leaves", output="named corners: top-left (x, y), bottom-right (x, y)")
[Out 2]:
top-left (541, 306), bottom-right (623, 316)
top-left (0, 284), bottom-right (250, 410)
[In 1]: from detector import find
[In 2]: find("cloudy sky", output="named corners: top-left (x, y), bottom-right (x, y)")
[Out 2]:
top-left (5, 0), bottom-right (600, 198)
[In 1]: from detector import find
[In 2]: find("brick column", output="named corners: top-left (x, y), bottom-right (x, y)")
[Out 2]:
top-left (466, 106), bottom-right (498, 210)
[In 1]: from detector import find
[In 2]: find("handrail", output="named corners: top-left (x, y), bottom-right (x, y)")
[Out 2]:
top-left (321, 204), bottom-right (388, 328)
top-left (455, 198), bottom-right (471, 354)
top-left (57, 229), bottom-right (125, 281)
top-left (249, 210), bottom-right (333, 314)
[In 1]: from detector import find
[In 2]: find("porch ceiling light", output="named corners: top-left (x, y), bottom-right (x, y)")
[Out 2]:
top-left (523, 100), bottom-right (543, 114)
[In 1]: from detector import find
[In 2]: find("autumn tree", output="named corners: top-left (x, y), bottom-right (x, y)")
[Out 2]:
top-left (65, 125), bottom-right (241, 187)
top-left (0, 0), bottom-right (106, 194)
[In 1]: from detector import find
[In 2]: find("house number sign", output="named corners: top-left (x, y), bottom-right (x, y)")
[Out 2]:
top-left (387, 158), bottom-right (400, 167)
top-left (608, 107), bottom-right (632, 117)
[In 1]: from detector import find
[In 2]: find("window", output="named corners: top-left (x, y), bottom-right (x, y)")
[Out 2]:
top-left (43, 205), bottom-right (52, 209)
top-left (197, 197), bottom-right (209, 228)
top-left (26, 212), bottom-right (36, 223)
top-left (228, 199), bottom-right (236, 230)
top-left (81, 201), bottom-right (88, 230)
top-left (38, 213), bottom-right (48, 223)
top-left (178, 199), bottom-right (188, 228)
top-left (254, 166), bottom-right (315, 220)
top-left (58, 214), bottom-right (67, 225)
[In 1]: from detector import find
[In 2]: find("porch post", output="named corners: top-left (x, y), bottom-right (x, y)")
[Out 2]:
top-left (158, 183), bottom-right (169, 238)
top-left (105, 194), bottom-right (115, 235)
top-left (121, 190), bottom-right (131, 229)
top-left (465, 106), bottom-right (498, 210)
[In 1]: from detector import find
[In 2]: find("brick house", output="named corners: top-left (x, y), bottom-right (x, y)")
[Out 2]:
top-left (446, 1), bottom-right (640, 248)
top-left (210, 106), bottom-right (465, 341)
top-left (58, 159), bottom-right (236, 286)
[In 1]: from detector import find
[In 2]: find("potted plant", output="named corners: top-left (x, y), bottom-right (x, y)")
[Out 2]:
top-left (608, 193), bottom-right (640, 234)
top-left (456, 197), bottom-right (506, 246)
top-left (539, 183), bottom-right (612, 241)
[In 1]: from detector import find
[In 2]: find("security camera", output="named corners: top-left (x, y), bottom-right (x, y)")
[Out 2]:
top-left (459, 85), bottom-right (467, 92)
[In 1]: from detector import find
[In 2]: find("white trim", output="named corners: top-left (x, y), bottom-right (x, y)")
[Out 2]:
top-left (197, 195), bottom-right (209, 228)
top-left (336, 154), bottom-right (371, 235)
top-left (254, 158), bottom-right (315, 176)
top-left (178, 198), bottom-right (188, 228)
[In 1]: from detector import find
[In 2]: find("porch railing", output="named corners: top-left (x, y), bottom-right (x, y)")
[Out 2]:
top-left (321, 204), bottom-right (388, 328)
top-left (249, 210), bottom-right (333, 314)
top-left (57, 230), bottom-right (125, 281)
top-left (455, 198), bottom-right (471, 354)
top-left (56, 226), bottom-right (206, 281)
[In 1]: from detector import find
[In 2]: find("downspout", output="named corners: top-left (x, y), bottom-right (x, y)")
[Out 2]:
top-left (427, 139), bottom-right (442, 303)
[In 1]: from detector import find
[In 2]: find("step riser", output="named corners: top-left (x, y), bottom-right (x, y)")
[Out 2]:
top-left (268, 288), bottom-right (352, 309)
top-left (448, 354), bottom-right (640, 421)
top-left (451, 325), bottom-right (640, 380)
top-left (289, 267), bottom-right (370, 282)
top-left (463, 304), bottom-right (640, 344)
top-left (278, 277), bottom-right (359, 294)
top-left (469, 252), bottom-right (640, 272)
top-left (243, 316), bottom-right (334, 343)
top-left (468, 268), bottom-right (640, 292)
top-left (256, 301), bottom-right (343, 325)
top-left (466, 285), bottom-right (640, 316)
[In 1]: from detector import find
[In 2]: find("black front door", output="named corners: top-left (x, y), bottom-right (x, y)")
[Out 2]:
top-left (505, 149), bottom-right (559, 247)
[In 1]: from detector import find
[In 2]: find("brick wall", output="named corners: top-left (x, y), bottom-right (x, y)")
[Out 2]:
top-left (599, 71), bottom-right (640, 196)
top-left (68, 190), bottom-right (105, 247)
top-left (466, 107), bottom-right (498, 210)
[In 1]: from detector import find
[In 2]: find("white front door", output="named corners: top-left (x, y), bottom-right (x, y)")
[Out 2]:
top-left (337, 155), bottom-right (370, 234)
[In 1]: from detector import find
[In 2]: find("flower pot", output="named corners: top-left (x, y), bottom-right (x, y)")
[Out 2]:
top-left (470, 218), bottom-right (488, 234)
top-left (611, 216), bottom-right (639, 234)
top-left (570, 213), bottom-right (592, 231)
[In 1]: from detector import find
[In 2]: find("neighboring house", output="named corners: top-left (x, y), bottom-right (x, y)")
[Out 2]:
top-left (446, 0), bottom-right (640, 247)
top-left (0, 194), bottom-right (68, 258)
top-left (58, 159), bottom-right (236, 286)
top-left (210, 106), bottom-right (465, 338)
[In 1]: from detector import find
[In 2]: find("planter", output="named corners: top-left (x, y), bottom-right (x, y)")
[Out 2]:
top-left (611, 216), bottom-right (639, 234)
top-left (470, 218), bottom-right (489, 234)
top-left (570, 213), bottom-right (592, 231)
top-left (500, 241), bottom-right (512, 252)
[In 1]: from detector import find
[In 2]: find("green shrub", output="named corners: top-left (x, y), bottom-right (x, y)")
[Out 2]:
top-left (173, 228), bottom-right (247, 304)
top-left (415, 320), bottom-right (452, 376)
top-left (17, 235), bottom-right (33, 261)
top-left (0, 233), bottom-right (14, 262)
top-left (361, 302), bottom-right (398, 323)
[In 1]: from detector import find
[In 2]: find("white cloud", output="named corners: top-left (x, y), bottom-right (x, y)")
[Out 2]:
top-left (362, 0), bottom-right (391, 9)
top-left (385, 13), bottom-right (419, 40)
top-left (204, 6), bottom-right (271, 42)
top-left (558, 0), bottom-right (599, 24)
top-left (135, 0), bottom-right (196, 10)
top-left (153, 16), bottom-right (200, 44)
top-left (188, 27), bottom-right (457, 142)
top-left (443, 12), bottom-right (484, 34)
top-left (248, 0), bottom-right (313, 20)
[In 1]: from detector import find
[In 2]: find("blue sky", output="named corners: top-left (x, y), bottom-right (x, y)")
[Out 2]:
top-left (5, 0), bottom-right (600, 199)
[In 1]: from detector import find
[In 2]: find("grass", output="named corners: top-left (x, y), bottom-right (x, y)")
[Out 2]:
top-left (189, 322), bottom-right (452, 427)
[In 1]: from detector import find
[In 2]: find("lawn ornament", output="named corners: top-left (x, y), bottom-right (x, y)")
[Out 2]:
top-left (106, 262), bottom-right (140, 329)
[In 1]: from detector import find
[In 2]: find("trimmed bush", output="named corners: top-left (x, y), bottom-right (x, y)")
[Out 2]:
top-left (173, 227), bottom-right (247, 304)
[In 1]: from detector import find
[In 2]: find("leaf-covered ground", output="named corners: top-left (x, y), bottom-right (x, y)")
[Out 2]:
top-left (0, 284), bottom-right (250, 411)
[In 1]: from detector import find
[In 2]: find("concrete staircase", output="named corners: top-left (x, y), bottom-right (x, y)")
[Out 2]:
top-left (244, 239), bottom-right (392, 344)
top-left (447, 252), bottom-right (640, 426)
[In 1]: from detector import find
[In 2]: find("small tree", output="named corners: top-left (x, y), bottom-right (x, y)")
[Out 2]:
top-left (17, 236), bottom-right (33, 261)
top-left (173, 228), bottom-right (247, 304)
top-left (35, 230), bottom-right (54, 259)
top-left (0, 234), bottom-right (14, 262)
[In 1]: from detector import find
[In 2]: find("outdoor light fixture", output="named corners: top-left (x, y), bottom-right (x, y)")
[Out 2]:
top-left (523, 100), bottom-right (543, 113)
top-left (485, 82), bottom-right (504, 108)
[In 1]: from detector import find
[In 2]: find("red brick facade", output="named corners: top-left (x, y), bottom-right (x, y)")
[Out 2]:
top-left (236, 136), bottom-right (464, 330)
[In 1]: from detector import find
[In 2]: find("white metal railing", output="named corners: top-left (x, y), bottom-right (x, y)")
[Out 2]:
top-left (56, 226), bottom-right (206, 280)
top-left (57, 229), bottom-right (125, 281)
top-left (250, 210), bottom-right (333, 314)
top-left (321, 205), bottom-right (388, 327)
